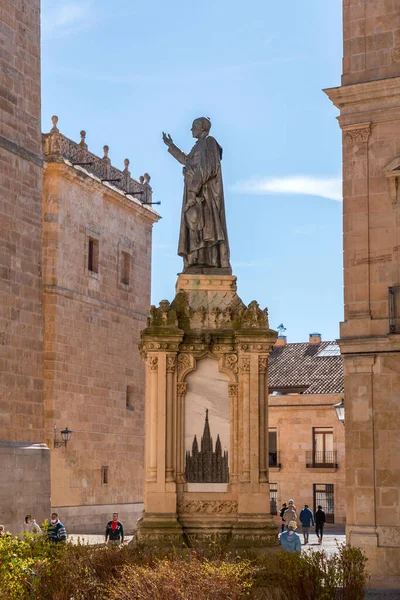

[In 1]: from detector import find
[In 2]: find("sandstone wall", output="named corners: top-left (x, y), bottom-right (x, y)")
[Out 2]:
top-left (268, 393), bottom-right (346, 524)
top-left (42, 162), bottom-right (157, 519)
top-left (0, 0), bottom-right (50, 530)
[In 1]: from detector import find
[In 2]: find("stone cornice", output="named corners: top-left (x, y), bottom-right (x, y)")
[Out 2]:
top-left (338, 334), bottom-right (400, 355)
top-left (324, 76), bottom-right (400, 110)
top-left (44, 162), bottom-right (160, 224)
top-left (0, 133), bottom-right (43, 167)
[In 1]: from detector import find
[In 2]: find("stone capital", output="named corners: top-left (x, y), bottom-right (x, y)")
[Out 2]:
top-left (343, 354), bottom-right (375, 374)
top-left (342, 122), bottom-right (371, 144)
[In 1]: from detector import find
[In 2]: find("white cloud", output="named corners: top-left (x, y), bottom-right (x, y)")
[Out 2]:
top-left (42, 2), bottom-right (93, 39)
top-left (232, 176), bottom-right (342, 202)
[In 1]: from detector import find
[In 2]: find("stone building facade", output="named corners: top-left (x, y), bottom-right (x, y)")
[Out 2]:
top-left (268, 335), bottom-right (345, 525)
top-left (0, 0), bottom-right (50, 532)
top-left (42, 120), bottom-right (159, 532)
top-left (325, 0), bottom-right (400, 587)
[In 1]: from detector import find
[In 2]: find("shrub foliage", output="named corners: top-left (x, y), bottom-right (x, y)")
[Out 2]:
top-left (0, 535), bottom-right (367, 600)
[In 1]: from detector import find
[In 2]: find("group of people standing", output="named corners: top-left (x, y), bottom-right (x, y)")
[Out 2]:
top-left (0, 512), bottom-right (125, 546)
top-left (279, 499), bottom-right (326, 553)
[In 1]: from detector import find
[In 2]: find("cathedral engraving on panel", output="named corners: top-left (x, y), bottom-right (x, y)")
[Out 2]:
top-left (185, 409), bottom-right (229, 483)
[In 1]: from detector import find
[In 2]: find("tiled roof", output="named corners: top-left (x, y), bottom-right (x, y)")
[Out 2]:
top-left (268, 341), bottom-right (344, 395)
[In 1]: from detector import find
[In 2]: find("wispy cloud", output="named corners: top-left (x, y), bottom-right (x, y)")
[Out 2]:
top-left (42, 2), bottom-right (93, 39)
top-left (232, 176), bottom-right (342, 202)
top-left (45, 56), bottom-right (298, 86)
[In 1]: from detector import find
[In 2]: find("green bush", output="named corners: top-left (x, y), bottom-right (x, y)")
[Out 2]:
top-left (0, 536), bottom-right (367, 600)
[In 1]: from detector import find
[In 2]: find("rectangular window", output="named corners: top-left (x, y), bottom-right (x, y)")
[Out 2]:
top-left (126, 384), bottom-right (134, 411)
top-left (268, 430), bottom-right (279, 467)
top-left (313, 483), bottom-right (334, 523)
top-left (313, 428), bottom-right (335, 466)
top-left (121, 251), bottom-right (131, 286)
top-left (88, 237), bottom-right (99, 273)
top-left (101, 466), bottom-right (109, 485)
top-left (270, 483), bottom-right (278, 515)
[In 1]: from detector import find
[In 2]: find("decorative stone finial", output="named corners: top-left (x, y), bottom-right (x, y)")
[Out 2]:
top-left (139, 175), bottom-right (144, 184)
top-left (51, 115), bottom-right (59, 133)
top-left (123, 158), bottom-right (130, 173)
top-left (103, 145), bottom-right (109, 159)
top-left (79, 130), bottom-right (87, 149)
top-left (143, 173), bottom-right (151, 184)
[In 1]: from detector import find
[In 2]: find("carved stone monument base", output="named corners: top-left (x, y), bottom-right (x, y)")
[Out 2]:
top-left (138, 274), bottom-right (278, 550)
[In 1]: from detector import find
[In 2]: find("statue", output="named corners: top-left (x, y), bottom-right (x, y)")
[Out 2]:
top-left (163, 118), bottom-right (231, 274)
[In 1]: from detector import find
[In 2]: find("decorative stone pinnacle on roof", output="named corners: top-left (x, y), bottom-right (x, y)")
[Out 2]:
top-left (51, 115), bottom-right (59, 133)
top-left (42, 115), bottom-right (154, 205)
top-left (123, 158), bottom-right (131, 176)
top-left (79, 130), bottom-right (88, 150)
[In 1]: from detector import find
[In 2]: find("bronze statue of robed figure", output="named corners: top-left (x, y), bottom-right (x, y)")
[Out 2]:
top-left (163, 117), bottom-right (231, 274)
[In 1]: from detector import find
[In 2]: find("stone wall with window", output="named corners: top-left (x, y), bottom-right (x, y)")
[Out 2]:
top-left (42, 129), bottom-right (159, 532)
top-left (268, 392), bottom-right (345, 524)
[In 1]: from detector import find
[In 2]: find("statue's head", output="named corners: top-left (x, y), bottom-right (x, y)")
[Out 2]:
top-left (191, 117), bottom-right (211, 139)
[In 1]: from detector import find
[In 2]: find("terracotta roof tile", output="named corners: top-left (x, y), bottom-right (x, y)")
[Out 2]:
top-left (268, 341), bottom-right (344, 395)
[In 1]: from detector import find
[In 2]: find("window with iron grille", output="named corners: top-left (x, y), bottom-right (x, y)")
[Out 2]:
top-left (313, 483), bottom-right (334, 523)
top-left (270, 483), bottom-right (278, 515)
top-left (389, 286), bottom-right (400, 333)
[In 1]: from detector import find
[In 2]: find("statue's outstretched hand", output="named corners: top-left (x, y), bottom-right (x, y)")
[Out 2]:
top-left (162, 132), bottom-right (173, 147)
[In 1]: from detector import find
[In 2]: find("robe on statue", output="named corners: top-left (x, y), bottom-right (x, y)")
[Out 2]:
top-left (169, 136), bottom-right (231, 271)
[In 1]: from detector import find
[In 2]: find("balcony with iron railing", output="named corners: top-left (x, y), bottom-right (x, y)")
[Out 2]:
top-left (305, 450), bottom-right (338, 469)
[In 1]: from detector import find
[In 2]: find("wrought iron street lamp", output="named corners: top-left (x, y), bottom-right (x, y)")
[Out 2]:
top-left (54, 426), bottom-right (73, 448)
top-left (333, 399), bottom-right (345, 424)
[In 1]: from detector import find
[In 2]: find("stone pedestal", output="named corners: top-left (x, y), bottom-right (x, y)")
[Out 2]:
top-left (138, 274), bottom-right (278, 550)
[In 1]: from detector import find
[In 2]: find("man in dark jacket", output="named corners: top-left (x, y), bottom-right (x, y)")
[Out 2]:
top-left (315, 505), bottom-right (326, 543)
top-left (105, 512), bottom-right (124, 546)
top-left (47, 512), bottom-right (67, 543)
top-left (299, 504), bottom-right (314, 544)
top-left (279, 503), bottom-right (287, 533)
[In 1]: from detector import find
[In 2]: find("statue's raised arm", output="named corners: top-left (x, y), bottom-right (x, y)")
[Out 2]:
top-left (163, 117), bottom-right (231, 275)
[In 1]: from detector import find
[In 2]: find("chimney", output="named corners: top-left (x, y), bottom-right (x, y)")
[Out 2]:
top-left (309, 332), bottom-right (322, 344)
top-left (275, 335), bottom-right (287, 347)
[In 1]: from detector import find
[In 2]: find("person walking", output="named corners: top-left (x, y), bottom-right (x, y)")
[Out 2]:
top-left (283, 499), bottom-right (297, 528)
top-left (105, 512), bottom-right (124, 546)
top-left (279, 503), bottom-right (287, 533)
top-left (315, 505), bottom-right (326, 543)
top-left (23, 514), bottom-right (42, 534)
top-left (299, 504), bottom-right (314, 544)
top-left (280, 521), bottom-right (301, 553)
top-left (47, 512), bottom-right (67, 543)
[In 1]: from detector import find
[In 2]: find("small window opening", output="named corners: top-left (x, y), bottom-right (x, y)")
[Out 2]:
top-left (101, 465), bottom-right (109, 485)
top-left (121, 252), bottom-right (130, 285)
top-left (88, 238), bottom-right (99, 273)
top-left (126, 385), bottom-right (134, 411)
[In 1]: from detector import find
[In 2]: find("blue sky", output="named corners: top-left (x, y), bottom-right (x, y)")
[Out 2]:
top-left (41, 0), bottom-right (343, 343)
